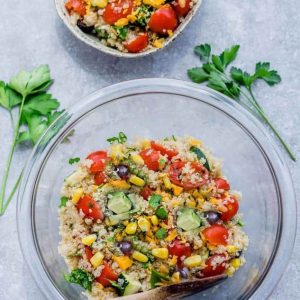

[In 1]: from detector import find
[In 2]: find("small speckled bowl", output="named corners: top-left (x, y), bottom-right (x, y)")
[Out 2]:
top-left (54, 0), bottom-right (202, 57)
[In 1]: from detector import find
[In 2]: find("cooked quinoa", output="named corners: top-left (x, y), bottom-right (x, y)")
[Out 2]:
top-left (59, 134), bottom-right (248, 299)
top-left (65, 0), bottom-right (198, 53)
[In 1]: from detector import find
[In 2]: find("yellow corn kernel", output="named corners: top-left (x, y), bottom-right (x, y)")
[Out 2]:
top-left (92, 185), bottom-right (98, 191)
top-left (163, 176), bottom-right (172, 190)
top-left (138, 217), bottom-right (151, 232)
top-left (127, 14), bottom-right (137, 22)
top-left (132, 251), bottom-right (149, 263)
top-left (184, 255), bottom-right (202, 268)
top-left (209, 197), bottom-right (221, 205)
top-left (167, 30), bottom-right (173, 37)
top-left (188, 137), bottom-right (203, 147)
top-left (125, 222), bottom-right (137, 235)
top-left (129, 175), bottom-right (145, 187)
top-left (150, 215), bottom-right (159, 226)
top-left (171, 200), bottom-right (181, 207)
top-left (110, 144), bottom-right (124, 160)
top-left (143, 0), bottom-right (165, 8)
top-left (171, 271), bottom-right (180, 283)
top-left (165, 229), bottom-right (177, 242)
top-left (123, 220), bottom-right (129, 226)
top-left (192, 189), bottom-right (201, 198)
top-left (146, 230), bottom-right (154, 238)
top-left (172, 184), bottom-right (183, 196)
top-left (226, 245), bottom-right (237, 254)
top-left (186, 199), bottom-right (196, 208)
top-left (82, 234), bottom-right (97, 246)
top-left (113, 255), bottom-right (133, 270)
top-left (168, 255), bottom-right (177, 266)
top-left (114, 18), bottom-right (129, 27)
top-left (230, 258), bottom-right (241, 269)
top-left (115, 233), bottom-right (123, 242)
top-left (153, 38), bottom-right (164, 49)
top-left (109, 180), bottom-right (131, 190)
top-left (159, 264), bottom-right (169, 274)
top-left (131, 153), bottom-right (144, 165)
top-left (201, 187), bottom-right (213, 197)
top-left (139, 139), bottom-right (150, 149)
top-left (207, 243), bottom-right (216, 251)
top-left (90, 252), bottom-right (104, 268)
top-left (145, 236), bottom-right (155, 243)
top-left (152, 248), bottom-right (169, 259)
top-left (91, 0), bottom-right (108, 8)
top-left (72, 188), bottom-right (84, 204)
top-left (225, 266), bottom-right (235, 277)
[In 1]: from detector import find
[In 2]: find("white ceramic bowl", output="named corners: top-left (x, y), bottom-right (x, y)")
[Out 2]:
top-left (54, 0), bottom-right (202, 57)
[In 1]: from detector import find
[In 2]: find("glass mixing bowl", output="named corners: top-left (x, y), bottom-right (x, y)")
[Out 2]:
top-left (17, 79), bottom-right (296, 300)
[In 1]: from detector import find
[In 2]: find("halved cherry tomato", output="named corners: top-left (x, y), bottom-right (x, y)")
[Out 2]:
top-left (65, 0), bottom-right (86, 16)
top-left (124, 33), bottom-right (148, 53)
top-left (168, 239), bottom-right (192, 259)
top-left (96, 263), bottom-right (119, 287)
top-left (202, 224), bottom-right (229, 246)
top-left (140, 148), bottom-right (160, 171)
top-left (172, 0), bottom-right (191, 17)
top-left (169, 161), bottom-right (208, 190)
top-left (87, 151), bottom-right (108, 173)
top-left (201, 254), bottom-right (227, 277)
top-left (215, 178), bottom-right (230, 190)
top-left (140, 186), bottom-right (153, 200)
top-left (85, 247), bottom-right (93, 262)
top-left (77, 195), bottom-right (104, 221)
top-left (220, 196), bottom-right (239, 222)
top-left (103, 0), bottom-right (133, 25)
top-left (94, 171), bottom-right (107, 185)
top-left (148, 6), bottom-right (178, 35)
top-left (150, 141), bottom-right (178, 160)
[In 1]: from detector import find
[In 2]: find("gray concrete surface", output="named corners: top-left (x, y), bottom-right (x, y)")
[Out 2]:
top-left (0, 0), bottom-right (299, 299)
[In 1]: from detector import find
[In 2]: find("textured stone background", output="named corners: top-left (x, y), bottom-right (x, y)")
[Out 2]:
top-left (0, 0), bottom-right (299, 298)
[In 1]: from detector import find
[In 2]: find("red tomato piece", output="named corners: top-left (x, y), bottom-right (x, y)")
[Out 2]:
top-left (140, 148), bottom-right (160, 171)
top-left (77, 195), bottom-right (104, 221)
top-left (87, 151), bottom-right (108, 173)
top-left (85, 247), bottom-right (93, 262)
top-left (140, 186), bottom-right (154, 200)
top-left (220, 196), bottom-right (239, 222)
top-left (103, 0), bottom-right (133, 25)
top-left (202, 224), bottom-right (229, 246)
top-left (201, 254), bottom-right (227, 277)
top-left (148, 6), bottom-right (178, 35)
top-left (96, 263), bottom-right (119, 287)
top-left (215, 178), bottom-right (230, 191)
top-left (94, 171), bottom-right (107, 185)
top-left (150, 141), bottom-right (178, 160)
top-left (168, 239), bottom-right (192, 259)
top-left (124, 33), bottom-right (148, 53)
top-left (169, 161), bottom-right (208, 190)
top-left (65, 0), bottom-right (86, 16)
top-left (172, 0), bottom-right (191, 17)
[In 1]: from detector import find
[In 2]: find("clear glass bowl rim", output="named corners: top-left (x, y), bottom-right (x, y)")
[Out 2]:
top-left (17, 78), bottom-right (297, 300)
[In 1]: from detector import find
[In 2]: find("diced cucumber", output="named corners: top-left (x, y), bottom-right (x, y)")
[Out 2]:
top-left (177, 208), bottom-right (201, 231)
top-left (108, 192), bottom-right (132, 214)
top-left (190, 146), bottom-right (210, 171)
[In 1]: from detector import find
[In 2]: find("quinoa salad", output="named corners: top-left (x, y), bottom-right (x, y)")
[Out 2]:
top-left (59, 133), bottom-right (248, 299)
top-left (64, 0), bottom-right (198, 53)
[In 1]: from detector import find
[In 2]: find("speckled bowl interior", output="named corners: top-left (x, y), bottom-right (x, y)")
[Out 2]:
top-left (54, 0), bottom-right (202, 57)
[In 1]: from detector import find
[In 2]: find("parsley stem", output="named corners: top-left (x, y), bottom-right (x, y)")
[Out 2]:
top-left (0, 95), bottom-right (26, 214)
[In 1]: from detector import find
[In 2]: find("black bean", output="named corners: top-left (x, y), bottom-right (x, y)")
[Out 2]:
top-left (204, 211), bottom-right (221, 225)
top-left (178, 267), bottom-right (189, 279)
top-left (118, 240), bottom-right (132, 255)
top-left (115, 164), bottom-right (129, 179)
top-left (77, 20), bottom-right (94, 34)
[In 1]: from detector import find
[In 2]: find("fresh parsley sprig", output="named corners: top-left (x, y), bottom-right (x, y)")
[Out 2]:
top-left (188, 44), bottom-right (295, 161)
top-left (0, 65), bottom-right (63, 215)
top-left (107, 132), bottom-right (127, 144)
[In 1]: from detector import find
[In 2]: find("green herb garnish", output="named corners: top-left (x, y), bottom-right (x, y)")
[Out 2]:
top-left (155, 207), bottom-right (168, 220)
top-left (149, 194), bottom-right (162, 209)
top-left (188, 43), bottom-right (295, 161)
top-left (0, 65), bottom-right (63, 215)
top-left (59, 196), bottom-right (68, 208)
top-left (64, 269), bottom-right (93, 291)
top-left (237, 220), bottom-right (245, 227)
top-left (68, 157), bottom-right (80, 165)
top-left (113, 26), bottom-right (129, 41)
top-left (150, 270), bottom-right (169, 288)
top-left (136, 5), bottom-right (152, 26)
top-left (190, 146), bottom-right (210, 171)
top-left (107, 132), bottom-right (127, 144)
top-left (155, 228), bottom-right (167, 240)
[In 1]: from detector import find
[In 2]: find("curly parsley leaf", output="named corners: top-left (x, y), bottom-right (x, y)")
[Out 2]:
top-left (149, 194), bottom-right (162, 209)
top-left (254, 62), bottom-right (281, 86)
top-left (69, 157), bottom-right (80, 165)
top-left (107, 132), bottom-right (127, 144)
top-left (187, 67), bottom-right (209, 83)
top-left (64, 269), bottom-right (93, 291)
top-left (194, 44), bottom-right (211, 62)
top-left (0, 81), bottom-right (22, 110)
